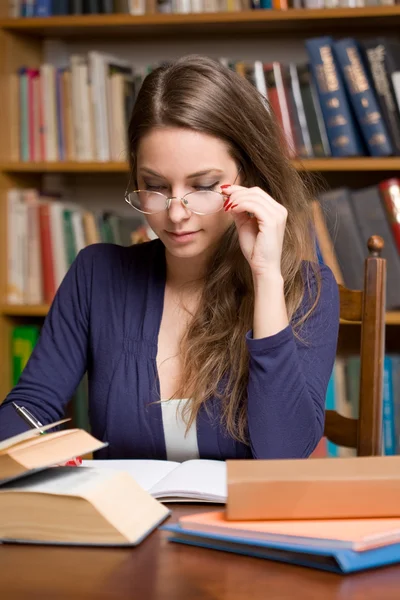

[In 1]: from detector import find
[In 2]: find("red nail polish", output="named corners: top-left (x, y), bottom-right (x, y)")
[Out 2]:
top-left (224, 202), bottom-right (232, 211)
top-left (223, 198), bottom-right (230, 207)
top-left (230, 204), bottom-right (238, 209)
top-left (220, 184), bottom-right (231, 189)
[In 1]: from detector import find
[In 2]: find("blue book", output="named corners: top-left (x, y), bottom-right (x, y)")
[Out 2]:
top-left (383, 356), bottom-right (396, 456)
top-left (163, 525), bottom-right (400, 574)
top-left (305, 37), bottom-right (364, 157)
top-left (333, 39), bottom-right (393, 157)
top-left (35, 0), bottom-right (52, 15)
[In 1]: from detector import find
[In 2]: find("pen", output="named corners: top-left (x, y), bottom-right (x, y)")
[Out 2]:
top-left (12, 402), bottom-right (45, 434)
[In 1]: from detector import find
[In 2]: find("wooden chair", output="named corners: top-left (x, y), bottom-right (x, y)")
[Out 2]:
top-left (324, 235), bottom-right (387, 457)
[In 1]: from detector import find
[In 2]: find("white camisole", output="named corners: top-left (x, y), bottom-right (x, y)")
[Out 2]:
top-left (160, 398), bottom-right (199, 462)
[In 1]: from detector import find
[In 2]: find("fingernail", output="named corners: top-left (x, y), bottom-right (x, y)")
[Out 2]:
top-left (220, 184), bottom-right (231, 189)
top-left (230, 204), bottom-right (238, 209)
top-left (223, 198), bottom-right (230, 207)
top-left (224, 202), bottom-right (232, 211)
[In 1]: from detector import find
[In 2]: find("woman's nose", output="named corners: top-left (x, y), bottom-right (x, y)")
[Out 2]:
top-left (167, 196), bottom-right (191, 222)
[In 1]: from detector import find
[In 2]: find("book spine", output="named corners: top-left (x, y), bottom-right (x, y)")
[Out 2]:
top-left (38, 202), bottom-right (57, 304)
top-left (362, 40), bottom-right (400, 155)
top-left (383, 357), bottom-right (396, 456)
top-left (305, 36), bottom-right (364, 157)
top-left (35, 0), bottom-right (52, 15)
top-left (350, 185), bottom-right (400, 311)
top-left (379, 178), bottom-right (400, 255)
top-left (333, 38), bottom-right (393, 157)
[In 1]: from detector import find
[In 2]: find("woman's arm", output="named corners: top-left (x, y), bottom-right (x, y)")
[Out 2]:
top-left (0, 249), bottom-right (91, 441)
top-left (245, 264), bottom-right (340, 459)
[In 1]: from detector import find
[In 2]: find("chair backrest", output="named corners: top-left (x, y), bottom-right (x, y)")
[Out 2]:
top-left (324, 235), bottom-right (387, 456)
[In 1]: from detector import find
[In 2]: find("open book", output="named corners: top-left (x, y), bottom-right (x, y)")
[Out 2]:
top-left (0, 421), bottom-right (108, 485)
top-left (0, 466), bottom-right (170, 546)
top-left (81, 458), bottom-right (227, 503)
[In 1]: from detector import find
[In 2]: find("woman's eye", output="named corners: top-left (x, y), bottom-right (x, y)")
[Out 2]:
top-left (144, 184), bottom-right (167, 191)
top-left (195, 182), bottom-right (219, 191)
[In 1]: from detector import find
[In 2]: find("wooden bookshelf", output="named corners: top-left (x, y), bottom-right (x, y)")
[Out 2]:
top-left (0, 8), bottom-right (400, 403)
top-left (2, 158), bottom-right (400, 173)
top-left (1, 8), bottom-right (400, 37)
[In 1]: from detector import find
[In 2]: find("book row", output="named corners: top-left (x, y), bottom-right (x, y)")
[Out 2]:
top-left (13, 0), bottom-right (396, 18)
top-left (12, 36), bottom-right (400, 164)
top-left (6, 187), bottom-right (149, 306)
top-left (314, 177), bottom-right (400, 310)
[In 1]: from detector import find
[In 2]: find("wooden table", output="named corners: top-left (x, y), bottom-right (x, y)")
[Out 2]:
top-left (1, 504), bottom-right (400, 600)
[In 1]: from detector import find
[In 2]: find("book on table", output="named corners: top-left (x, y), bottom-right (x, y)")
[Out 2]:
top-left (163, 510), bottom-right (400, 574)
top-left (80, 458), bottom-right (227, 503)
top-left (0, 424), bottom-right (170, 546)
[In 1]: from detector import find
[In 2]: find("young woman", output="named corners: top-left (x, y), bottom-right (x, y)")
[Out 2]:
top-left (0, 55), bottom-right (339, 460)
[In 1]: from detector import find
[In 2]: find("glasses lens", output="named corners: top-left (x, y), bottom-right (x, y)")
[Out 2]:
top-left (184, 191), bottom-right (224, 214)
top-left (127, 191), bottom-right (167, 214)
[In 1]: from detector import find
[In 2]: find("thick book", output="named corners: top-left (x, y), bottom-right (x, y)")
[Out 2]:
top-left (226, 456), bottom-right (400, 521)
top-left (0, 422), bottom-right (107, 485)
top-left (164, 512), bottom-right (400, 574)
top-left (81, 458), bottom-right (227, 503)
top-left (305, 36), bottom-right (364, 157)
top-left (0, 466), bottom-right (170, 546)
top-left (350, 185), bottom-right (400, 310)
top-left (333, 38), bottom-right (393, 157)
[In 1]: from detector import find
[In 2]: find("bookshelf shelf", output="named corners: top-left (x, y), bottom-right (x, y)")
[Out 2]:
top-left (2, 305), bottom-right (400, 325)
top-left (1, 7), bottom-right (400, 38)
top-left (2, 158), bottom-right (400, 174)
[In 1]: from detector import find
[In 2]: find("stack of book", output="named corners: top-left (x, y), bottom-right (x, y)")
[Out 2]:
top-left (164, 456), bottom-right (400, 574)
top-left (0, 422), bottom-right (170, 545)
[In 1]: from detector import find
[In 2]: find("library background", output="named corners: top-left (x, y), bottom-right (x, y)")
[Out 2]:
top-left (1, 1), bottom-right (400, 457)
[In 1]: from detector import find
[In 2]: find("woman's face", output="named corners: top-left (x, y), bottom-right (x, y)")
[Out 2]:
top-left (135, 127), bottom-right (240, 262)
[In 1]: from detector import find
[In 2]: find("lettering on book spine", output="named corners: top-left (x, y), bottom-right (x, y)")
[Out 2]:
top-left (316, 45), bottom-right (350, 149)
top-left (344, 46), bottom-right (389, 150)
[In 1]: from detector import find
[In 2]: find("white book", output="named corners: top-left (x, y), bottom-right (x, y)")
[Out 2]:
top-left (81, 458), bottom-right (227, 503)
top-left (6, 189), bottom-right (26, 305)
top-left (40, 64), bottom-right (59, 162)
top-left (23, 189), bottom-right (43, 305)
top-left (49, 202), bottom-right (68, 289)
top-left (89, 51), bottom-right (133, 162)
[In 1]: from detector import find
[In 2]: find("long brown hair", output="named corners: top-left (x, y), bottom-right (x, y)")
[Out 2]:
top-left (128, 55), bottom-right (321, 444)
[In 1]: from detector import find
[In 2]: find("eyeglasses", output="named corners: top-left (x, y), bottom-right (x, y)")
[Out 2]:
top-left (124, 168), bottom-right (242, 216)
top-left (125, 189), bottom-right (229, 216)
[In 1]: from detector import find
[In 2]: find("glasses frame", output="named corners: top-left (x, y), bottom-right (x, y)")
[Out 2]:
top-left (124, 167), bottom-right (242, 216)
top-left (124, 189), bottom-right (229, 216)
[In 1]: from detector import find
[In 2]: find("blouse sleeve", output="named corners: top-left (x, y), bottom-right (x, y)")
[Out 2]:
top-left (0, 249), bottom-right (91, 441)
top-left (245, 263), bottom-right (340, 459)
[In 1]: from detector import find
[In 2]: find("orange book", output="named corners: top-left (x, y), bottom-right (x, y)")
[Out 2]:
top-left (179, 510), bottom-right (400, 552)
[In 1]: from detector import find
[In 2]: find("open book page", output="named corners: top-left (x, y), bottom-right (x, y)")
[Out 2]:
top-left (81, 459), bottom-right (180, 492)
top-left (149, 459), bottom-right (226, 502)
top-left (0, 466), bottom-right (124, 497)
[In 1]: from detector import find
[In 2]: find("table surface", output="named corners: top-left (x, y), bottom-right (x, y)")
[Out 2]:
top-left (1, 504), bottom-right (400, 600)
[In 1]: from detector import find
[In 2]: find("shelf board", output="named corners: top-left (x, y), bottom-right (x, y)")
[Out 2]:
top-left (2, 158), bottom-right (400, 174)
top-left (0, 161), bottom-right (129, 173)
top-left (1, 305), bottom-right (49, 317)
top-left (2, 305), bottom-right (400, 324)
top-left (1, 8), bottom-right (400, 38)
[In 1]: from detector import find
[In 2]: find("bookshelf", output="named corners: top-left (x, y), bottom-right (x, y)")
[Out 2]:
top-left (0, 9), bottom-right (400, 405)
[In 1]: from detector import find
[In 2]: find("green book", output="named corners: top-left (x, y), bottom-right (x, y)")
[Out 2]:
top-left (63, 209), bottom-right (77, 267)
top-left (11, 325), bottom-right (40, 386)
